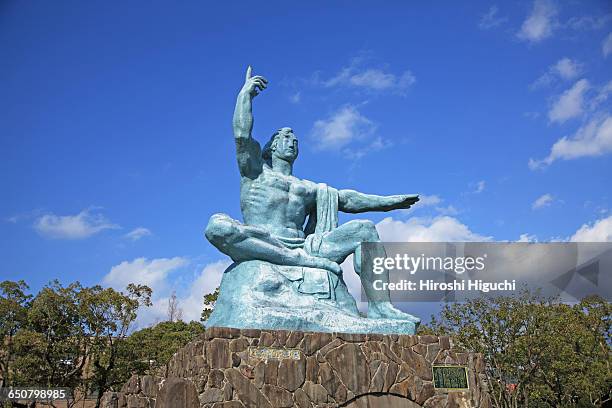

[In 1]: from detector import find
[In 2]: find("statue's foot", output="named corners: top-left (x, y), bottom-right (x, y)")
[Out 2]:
top-left (368, 302), bottom-right (421, 324)
top-left (295, 249), bottom-right (342, 275)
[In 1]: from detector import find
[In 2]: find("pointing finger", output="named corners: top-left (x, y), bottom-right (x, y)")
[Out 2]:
top-left (246, 65), bottom-right (252, 80)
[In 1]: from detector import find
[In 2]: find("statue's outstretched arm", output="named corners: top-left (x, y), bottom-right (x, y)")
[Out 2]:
top-left (233, 66), bottom-right (267, 178)
top-left (338, 189), bottom-right (419, 213)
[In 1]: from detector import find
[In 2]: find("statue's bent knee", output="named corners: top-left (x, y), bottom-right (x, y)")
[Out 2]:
top-left (205, 213), bottom-right (240, 245)
top-left (354, 219), bottom-right (379, 240)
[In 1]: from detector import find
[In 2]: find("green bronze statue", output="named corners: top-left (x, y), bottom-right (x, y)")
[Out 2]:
top-left (204, 67), bottom-right (420, 334)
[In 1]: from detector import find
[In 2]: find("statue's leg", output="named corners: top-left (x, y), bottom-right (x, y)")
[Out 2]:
top-left (204, 213), bottom-right (341, 274)
top-left (316, 220), bottom-right (419, 322)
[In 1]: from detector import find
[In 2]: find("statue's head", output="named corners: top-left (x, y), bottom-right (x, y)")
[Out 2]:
top-left (262, 127), bottom-right (299, 164)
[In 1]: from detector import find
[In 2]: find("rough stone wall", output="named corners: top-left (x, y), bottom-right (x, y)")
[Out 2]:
top-left (102, 327), bottom-right (491, 408)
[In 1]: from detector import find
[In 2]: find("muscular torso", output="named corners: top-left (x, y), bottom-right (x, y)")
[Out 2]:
top-left (240, 165), bottom-right (316, 239)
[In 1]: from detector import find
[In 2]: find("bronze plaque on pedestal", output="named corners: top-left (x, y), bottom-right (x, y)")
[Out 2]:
top-left (432, 365), bottom-right (469, 389)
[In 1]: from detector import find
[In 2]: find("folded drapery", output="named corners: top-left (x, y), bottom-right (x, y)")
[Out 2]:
top-left (274, 183), bottom-right (340, 299)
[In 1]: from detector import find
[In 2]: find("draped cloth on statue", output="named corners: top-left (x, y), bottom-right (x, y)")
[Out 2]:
top-left (273, 183), bottom-right (340, 300)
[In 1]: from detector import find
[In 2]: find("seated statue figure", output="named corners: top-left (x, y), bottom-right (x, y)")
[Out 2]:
top-left (204, 67), bottom-right (420, 333)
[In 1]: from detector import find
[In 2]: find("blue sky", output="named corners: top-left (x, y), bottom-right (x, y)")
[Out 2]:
top-left (1, 1), bottom-right (611, 325)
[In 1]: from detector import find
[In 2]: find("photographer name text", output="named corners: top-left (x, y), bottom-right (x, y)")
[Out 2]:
top-left (373, 279), bottom-right (517, 293)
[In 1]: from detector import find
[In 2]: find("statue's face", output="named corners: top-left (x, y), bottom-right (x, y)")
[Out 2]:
top-left (272, 128), bottom-right (299, 162)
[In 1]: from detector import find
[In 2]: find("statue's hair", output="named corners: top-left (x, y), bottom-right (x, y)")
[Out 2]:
top-left (262, 128), bottom-right (294, 161)
top-left (262, 130), bottom-right (282, 161)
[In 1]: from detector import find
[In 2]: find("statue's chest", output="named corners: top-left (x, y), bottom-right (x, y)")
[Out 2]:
top-left (256, 171), bottom-right (291, 193)
top-left (256, 171), bottom-right (309, 196)
top-left (247, 172), bottom-right (313, 212)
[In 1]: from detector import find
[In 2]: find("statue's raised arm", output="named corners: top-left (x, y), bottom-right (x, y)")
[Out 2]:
top-left (232, 66), bottom-right (268, 179)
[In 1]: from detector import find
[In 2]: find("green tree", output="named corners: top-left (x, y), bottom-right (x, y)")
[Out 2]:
top-left (10, 281), bottom-right (153, 408)
top-left (122, 320), bottom-right (205, 377)
top-left (430, 291), bottom-right (611, 407)
top-left (200, 287), bottom-right (219, 323)
top-left (528, 296), bottom-right (611, 406)
top-left (0, 280), bottom-right (31, 388)
top-left (82, 284), bottom-right (152, 408)
top-left (12, 280), bottom-right (89, 407)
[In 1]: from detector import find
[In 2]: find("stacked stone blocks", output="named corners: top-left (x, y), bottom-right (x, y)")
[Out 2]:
top-left (103, 327), bottom-right (490, 408)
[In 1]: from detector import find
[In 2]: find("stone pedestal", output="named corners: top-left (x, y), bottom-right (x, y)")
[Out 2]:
top-left (103, 327), bottom-right (491, 408)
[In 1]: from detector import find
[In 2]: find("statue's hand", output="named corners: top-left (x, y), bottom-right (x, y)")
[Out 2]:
top-left (395, 194), bottom-right (419, 209)
top-left (241, 66), bottom-right (268, 98)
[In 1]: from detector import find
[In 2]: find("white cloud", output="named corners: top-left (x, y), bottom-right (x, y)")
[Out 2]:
top-left (474, 180), bottom-right (486, 194)
top-left (567, 15), bottom-right (612, 31)
top-left (517, 216), bottom-right (612, 243)
top-left (463, 180), bottom-right (486, 195)
top-left (517, 233), bottom-right (538, 242)
top-left (102, 256), bottom-right (228, 328)
top-left (311, 105), bottom-right (376, 151)
top-left (603, 33), bottom-right (612, 58)
top-left (553, 58), bottom-right (583, 80)
top-left (570, 216), bottom-right (612, 242)
top-left (289, 91), bottom-right (301, 104)
top-left (343, 136), bottom-right (392, 160)
top-left (435, 205), bottom-right (459, 216)
top-left (593, 80), bottom-right (612, 107)
top-left (415, 194), bottom-right (442, 207)
top-left (324, 63), bottom-right (415, 94)
top-left (349, 69), bottom-right (397, 90)
top-left (548, 79), bottom-right (590, 124)
top-left (531, 58), bottom-right (584, 89)
top-left (517, 0), bottom-right (558, 43)
top-left (532, 193), bottom-right (554, 209)
top-left (403, 195), bottom-right (459, 216)
top-left (103, 257), bottom-right (188, 293)
top-left (124, 227), bottom-right (152, 241)
top-left (339, 256), bottom-right (365, 312)
top-left (397, 71), bottom-right (417, 89)
top-left (529, 114), bottom-right (612, 169)
top-left (5, 209), bottom-right (44, 224)
top-left (376, 216), bottom-right (492, 242)
top-left (479, 5), bottom-right (508, 30)
top-left (34, 208), bottom-right (119, 239)
top-left (175, 260), bottom-right (230, 323)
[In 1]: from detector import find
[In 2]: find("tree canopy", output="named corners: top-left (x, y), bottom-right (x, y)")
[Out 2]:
top-left (429, 290), bottom-right (611, 407)
top-left (0, 280), bottom-right (205, 408)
